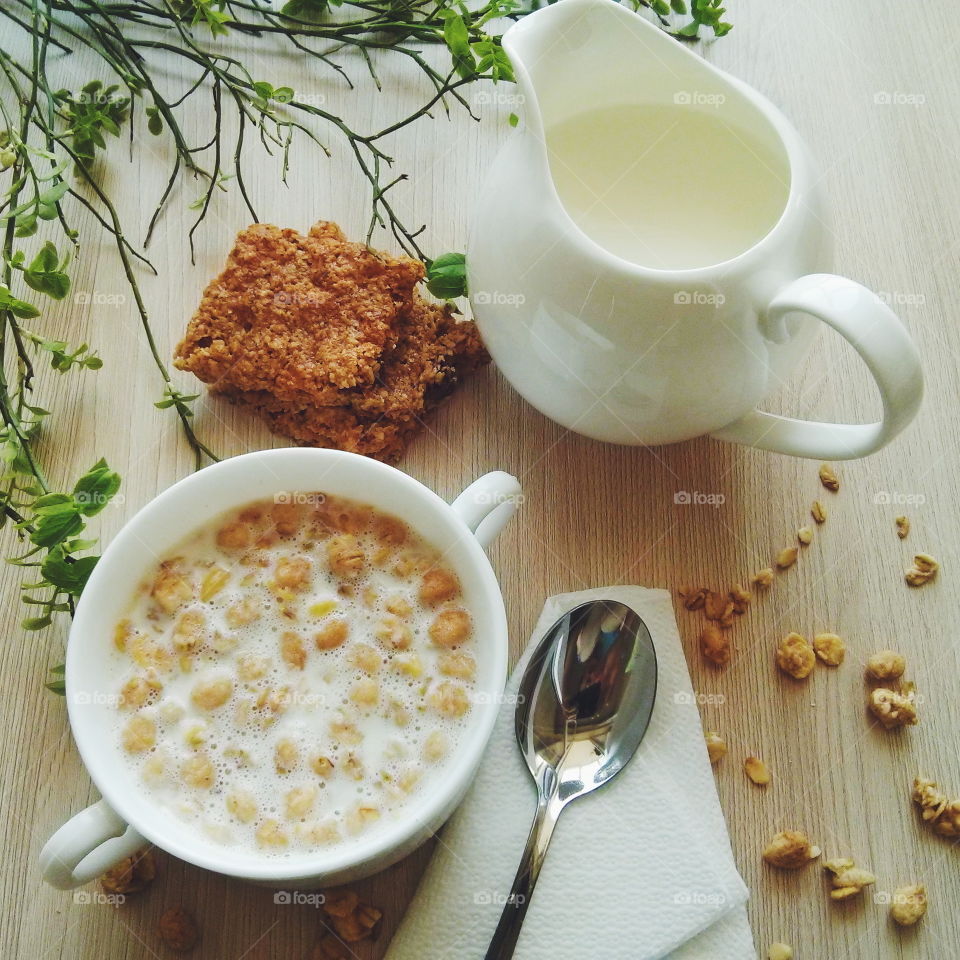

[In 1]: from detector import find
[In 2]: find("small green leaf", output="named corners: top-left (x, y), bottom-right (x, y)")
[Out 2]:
top-left (72, 457), bottom-right (121, 516)
top-left (426, 252), bottom-right (468, 299)
top-left (508, 112), bottom-right (519, 128)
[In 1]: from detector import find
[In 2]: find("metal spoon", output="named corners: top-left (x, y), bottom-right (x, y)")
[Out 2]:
top-left (484, 599), bottom-right (658, 960)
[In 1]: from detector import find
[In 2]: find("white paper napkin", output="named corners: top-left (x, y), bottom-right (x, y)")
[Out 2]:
top-left (386, 586), bottom-right (755, 960)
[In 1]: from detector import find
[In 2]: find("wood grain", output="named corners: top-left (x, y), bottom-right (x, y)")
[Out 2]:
top-left (2, 3), bottom-right (959, 958)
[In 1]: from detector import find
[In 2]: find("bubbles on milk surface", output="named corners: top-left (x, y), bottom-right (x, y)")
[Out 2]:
top-left (108, 493), bottom-right (477, 855)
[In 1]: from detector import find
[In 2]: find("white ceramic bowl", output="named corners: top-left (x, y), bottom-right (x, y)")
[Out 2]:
top-left (40, 448), bottom-right (521, 889)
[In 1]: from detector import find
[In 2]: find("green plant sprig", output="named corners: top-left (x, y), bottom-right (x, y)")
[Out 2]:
top-left (0, 0), bottom-right (730, 692)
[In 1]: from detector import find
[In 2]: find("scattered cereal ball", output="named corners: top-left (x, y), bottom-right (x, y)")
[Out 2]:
top-left (438, 650), bottom-right (477, 680)
top-left (349, 643), bottom-right (382, 674)
top-left (429, 681), bottom-right (471, 718)
top-left (121, 714), bottom-right (156, 753)
top-left (751, 568), bottom-right (774, 589)
top-left (225, 598), bottom-right (260, 628)
top-left (375, 616), bottom-right (413, 651)
top-left (142, 754), bottom-right (167, 785)
top-left (423, 731), bottom-right (448, 763)
top-left (274, 737), bottom-right (300, 773)
top-left (237, 655), bottom-right (268, 682)
top-left (114, 619), bottom-right (133, 652)
top-left (767, 945), bottom-right (793, 960)
top-left (299, 819), bottom-right (341, 846)
top-left (274, 555), bottom-right (312, 591)
top-left (129, 635), bottom-right (175, 674)
top-left (700, 624), bottom-right (731, 667)
top-left (270, 500), bottom-right (303, 536)
top-left (891, 884), bottom-right (927, 926)
top-left (391, 654), bottom-right (423, 678)
top-left (813, 632), bottom-right (846, 666)
top-left (256, 686), bottom-right (291, 715)
top-left (190, 675), bottom-right (233, 710)
top-left (158, 906), bottom-right (200, 952)
top-left (776, 633), bottom-right (816, 680)
top-left (99, 849), bottom-right (156, 895)
top-left (869, 687), bottom-right (918, 729)
top-left (823, 857), bottom-right (876, 900)
top-left (255, 818), bottom-right (289, 848)
top-left (775, 547), bottom-right (799, 570)
top-left (216, 520), bottom-right (252, 551)
top-left (374, 514), bottom-right (408, 546)
top-left (327, 535), bottom-right (365, 578)
top-left (762, 830), bottom-right (819, 869)
top-left (398, 766), bottom-right (422, 794)
top-left (171, 610), bottom-right (206, 652)
top-left (350, 677), bottom-right (380, 708)
top-left (225, 790), bottom-right (258, 823)
top-left (388, 698), bottom-right (410, 727)
top-left (285, 784), bottom-right (318, 820)
top-left (343, 753), bottom-right (365, 781)
top-left (866, 650), bottom-right (906, 681)
top-left (311, 755), bottom-right (334, 778)
top-left (385, 593), bottom-right (413, 618)
top-left (419, 568), bottom-right (460, 605)
top-left (818, 462), bottom-right (840, 491)
top-left (280, 631), bottom-right (307, 670)
top-left (184, 723), bottom-right (208, 748)
top-left (120, 675), bottom-right (161, 710)
top-left (704, 732), bottom-right (727, 765)
top-left (429, 608), bottom-right (472, 648)
top-left (323, 890), bottom-right (382, 943)
top-left (200, 565), bottom-right (230, 601)
top-left (329, 713), bottom-right (362, 746)
top-left (345, 805), bottom-right (380, 836)
top-left (181, 754), bottom-right (215, 789)
top-left (744, 756), bottom-right (772, 786)
top-left (151, 562), bottom-right (194, 614)
top-left (315, 619), bottom-right (349, 650)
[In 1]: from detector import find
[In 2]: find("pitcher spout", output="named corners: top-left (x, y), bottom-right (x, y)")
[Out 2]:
top-left (502, 0), bottom-right (732, 135)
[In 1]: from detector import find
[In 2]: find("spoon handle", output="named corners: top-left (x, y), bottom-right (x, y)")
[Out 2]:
top-left (483, 791), bottom-right (563, 960)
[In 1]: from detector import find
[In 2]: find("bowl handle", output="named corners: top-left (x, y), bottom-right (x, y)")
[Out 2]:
top-left (450, 471), bottom-right (522, 550)
top-left (40, 798), bottom-right (147, 890)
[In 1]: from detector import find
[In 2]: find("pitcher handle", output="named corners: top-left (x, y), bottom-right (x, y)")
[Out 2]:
top-left (711, 274), bottom-right (923, 459)
top-left (40, 799), bottom-right (146, 890)
top-left (451, 471), bottom-right (522, 550)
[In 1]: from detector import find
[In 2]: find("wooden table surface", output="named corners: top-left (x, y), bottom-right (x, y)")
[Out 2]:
top-left (2, 2), bottom-right (958, 958)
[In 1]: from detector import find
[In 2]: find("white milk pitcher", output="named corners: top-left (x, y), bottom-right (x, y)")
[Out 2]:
top-left (467, 0), bottom-right (923, 459)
